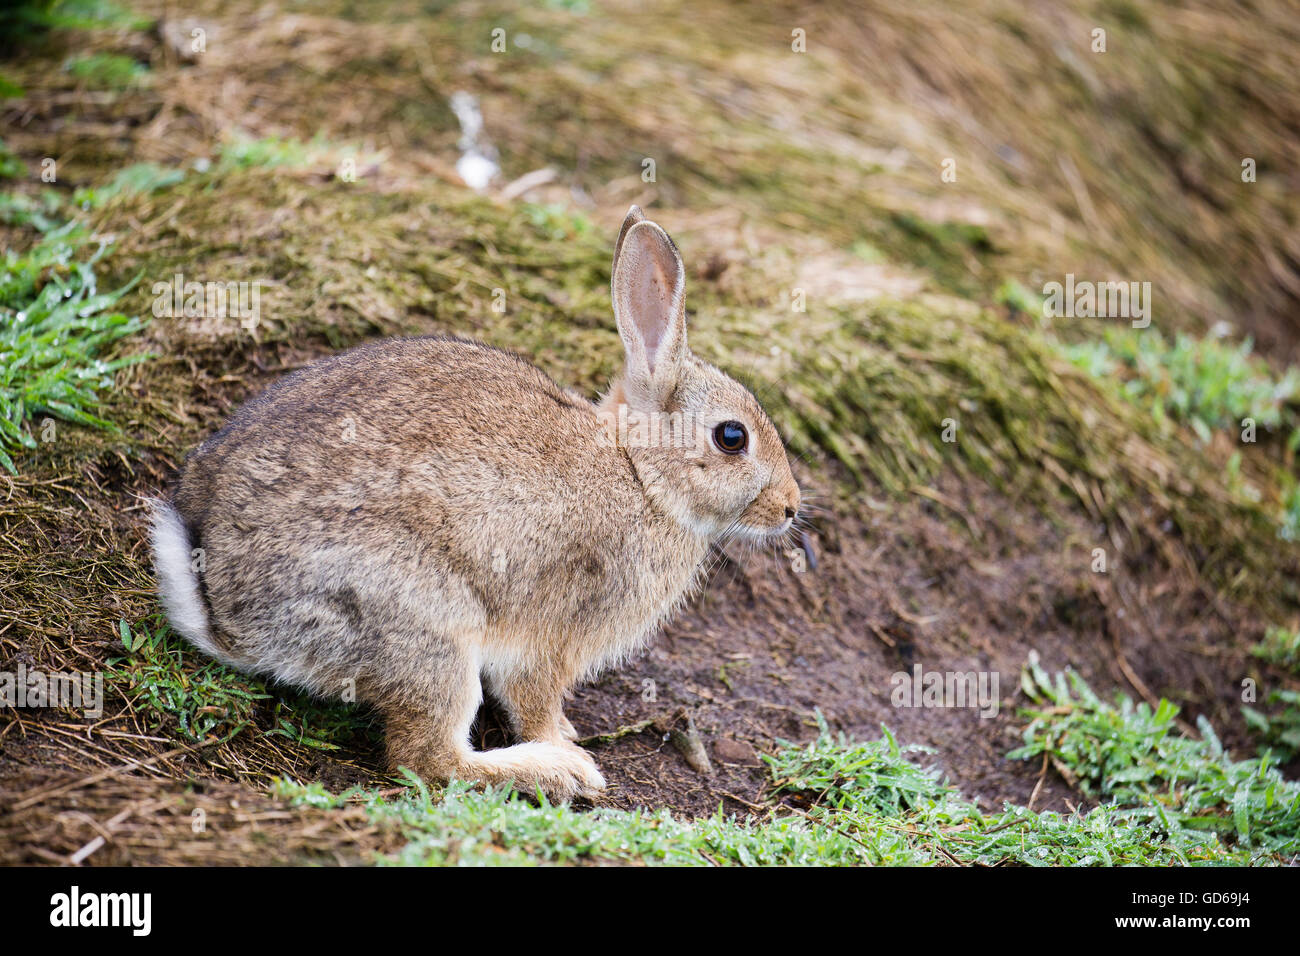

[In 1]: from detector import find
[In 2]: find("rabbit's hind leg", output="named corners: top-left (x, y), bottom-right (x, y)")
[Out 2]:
top-left (382, 649), bottom-right (604, 802)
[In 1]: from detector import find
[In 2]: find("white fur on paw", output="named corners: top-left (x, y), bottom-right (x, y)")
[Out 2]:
top-left (542, 745), bottom-right (606, 802)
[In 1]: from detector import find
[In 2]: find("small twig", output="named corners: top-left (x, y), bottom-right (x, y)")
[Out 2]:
top-left (980, 818), bottom-right (1031, 836)
top-left (925, 842), bottom-right (966, 867)
top-left (68, 802), bottom-right (142, 866)
top-left (1027, 750), bottom-right (1049, 811)
top-left (1049, 754), bottom-right (1079, 791)
top-left (575, 719), bottom-right (657, 747)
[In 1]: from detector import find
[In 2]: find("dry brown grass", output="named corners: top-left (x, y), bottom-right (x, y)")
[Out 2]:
top-left (0, 768), bottom-right (392, 865)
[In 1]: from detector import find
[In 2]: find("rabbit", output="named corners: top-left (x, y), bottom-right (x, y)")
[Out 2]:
top-left (150, 205), bottom-right (801, 801)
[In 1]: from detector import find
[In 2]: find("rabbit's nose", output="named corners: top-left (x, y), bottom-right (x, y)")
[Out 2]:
top-left (784, 506), bottom-right (796, 519)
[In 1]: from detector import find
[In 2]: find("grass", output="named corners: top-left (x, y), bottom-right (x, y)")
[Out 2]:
top-left (108, 617), bottom-right (269, 744)
top-left (0, 190), bottom-right (64, 232)
top-left (1012, 652), bottom-right (1300, 859)
top-left (71, 162), bottom-right (186, 210)
top-left (1281, 479), bottom-right (1300, 542)
top-left (0, 0), bottom-right (149, 43)
top-left (0, 219), bottom-right (148, 473)
top-left (769, 718), bottom-right (1246, 866)
top-left (716, 292), bottom-right (1300, 612)
top-left (1242, 691), bottom-right (1300, 760)
top-left (0, 139), bottom-right (25, 179)
top-left (108, 591), bottom-right (1281, 866)
top-left (216, 134), bottom-right (320, 172)
top-left (1062, 328), bottom-right (1300, 446)
top-left (107, 615), bottom-right (376, 751)
top-left (5, 0), bottom-right (1297, 335)
top-left (62, 52), bottom-right (148, 90)
top-left (0, 0), bottom-right (150, 99)
top-left (1063, 327), bottom-right (1300, 541)
top-left (0, 156), bottom-right (194, 475)
top-left (1253, 626), bottom-right (1300, 673)
top-left (263, 676), bottom-right (1299, 867)
top-left (1242, 626), bottom-right (1300, 759)
top-left (104, 578), bottom-right (1297, 865)
top-left (366, 0), bottom-right (1299, 338)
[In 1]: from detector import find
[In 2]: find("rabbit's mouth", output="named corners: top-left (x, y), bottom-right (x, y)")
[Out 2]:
top-left (729, 517), bottom-right (794, 543)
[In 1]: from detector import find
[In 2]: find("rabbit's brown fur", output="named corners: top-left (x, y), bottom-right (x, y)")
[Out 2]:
top-left (152, 207), bottom-right (800, 801)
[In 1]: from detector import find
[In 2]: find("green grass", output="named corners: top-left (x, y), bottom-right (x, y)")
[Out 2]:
top-left (0, 0), bottom-right (149, 42)
top-left (72, 162), bottom-right (186, 210)
top-left (1242, 691), bottom-right (1300, 760)
top-left (1061, 328), bottom-right (1300, 445)
top-left (0, 221), bottom-right (148, 473)
top-left (62, 52), bottom-right (148, 90)
top-left (108, 616), bottom-right (376, 751)
top-left (0, 162), bottom-right (187, 472)
top-left (269, 680), bottom-right (1299, 867)
top-left (1012, 652), bottom-right (1300, 859)
top-left (0, 139), bottom-right (25, 179)
top-left (995, 277), bottom-right (1043, 317)
top-left (1281, 479), bottom-right (1300, 542)
top-left (108, 617), bottom-right (269, 744)
top-left (521, 203), bottom-right (596, 242)
top-left (0, 189), bottom-right (64, 232)
top-left (1253, 626), bottom-right (1300, 673)
top-left (1063, 327), bottom-right (1300, 540)
top-left (1, 0), bottom-right (154, 93)
top-left (1242, 626), bottom-right (1300, 759)
top-left (216, 134), bottom-right (320, 172)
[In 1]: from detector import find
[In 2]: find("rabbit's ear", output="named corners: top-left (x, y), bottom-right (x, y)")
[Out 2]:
top-left (612, 204), bottom-right (645, 278)
top-left (612, 212), bottom-right (687, 409)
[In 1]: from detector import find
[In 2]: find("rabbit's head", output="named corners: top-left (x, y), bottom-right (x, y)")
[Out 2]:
top-left (599, 206), bottom-right (801, 544)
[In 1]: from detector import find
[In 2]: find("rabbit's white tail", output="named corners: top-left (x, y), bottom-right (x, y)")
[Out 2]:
top-left (150, 500), bottom-right (222, 659)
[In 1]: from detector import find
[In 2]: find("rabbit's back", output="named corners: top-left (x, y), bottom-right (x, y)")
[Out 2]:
top-left (177, 336), bottom-right (592, 516)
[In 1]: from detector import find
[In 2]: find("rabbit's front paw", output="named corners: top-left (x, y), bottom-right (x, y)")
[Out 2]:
top-left (543, 744), bottom-right (606, 802)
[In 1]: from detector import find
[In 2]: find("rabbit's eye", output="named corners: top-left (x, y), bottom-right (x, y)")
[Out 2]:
top-left (712, 421), bottom-right (748, 454)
